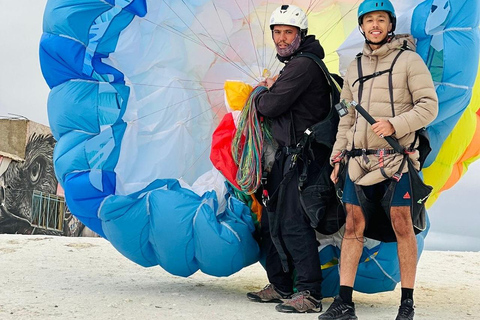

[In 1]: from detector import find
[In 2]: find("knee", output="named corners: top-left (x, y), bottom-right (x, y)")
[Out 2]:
top-left (391, 208), bottom-right (414, 237)
top-left (344, 205), bottom-right (365, 236)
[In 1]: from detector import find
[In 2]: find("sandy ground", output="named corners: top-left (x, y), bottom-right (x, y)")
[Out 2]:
top-left (0, 235), bottom-right (479, 320)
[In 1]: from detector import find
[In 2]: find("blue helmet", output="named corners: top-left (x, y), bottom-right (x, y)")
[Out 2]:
top-left (358, 0), bottom-right (396, 32)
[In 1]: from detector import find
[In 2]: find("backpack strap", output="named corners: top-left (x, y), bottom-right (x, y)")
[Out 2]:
top-left (295, 51), bottom-right (342, 107)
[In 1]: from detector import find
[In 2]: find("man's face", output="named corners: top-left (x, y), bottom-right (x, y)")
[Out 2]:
top-left (361, 11), bottom-right (392, 45)
top-left (272, 25), bottom-right (299, 48)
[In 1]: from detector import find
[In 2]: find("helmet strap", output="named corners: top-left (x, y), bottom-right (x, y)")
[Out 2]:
top-left (300, 29), bottom-right (308, 40)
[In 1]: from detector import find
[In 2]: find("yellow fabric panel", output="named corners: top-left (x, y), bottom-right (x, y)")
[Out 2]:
top-left (224, 80), bottom-right (253, 111)
top-left (442, 112), bottom-right (480, 191)
top-left (308, 3), bottom-right (358, 73)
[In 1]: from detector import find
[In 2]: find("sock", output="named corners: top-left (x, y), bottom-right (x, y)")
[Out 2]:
top-left (339, 285), bottom-right (353, 304)
top-left (401, 288), bottom-right (414, 303)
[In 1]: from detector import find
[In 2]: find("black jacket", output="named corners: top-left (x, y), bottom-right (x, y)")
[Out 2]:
top-left (256, 35), bottom-right (331, 147)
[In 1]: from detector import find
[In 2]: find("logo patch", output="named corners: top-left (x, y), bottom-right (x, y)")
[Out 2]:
top-left (403, 192), bottom-right (411, 200)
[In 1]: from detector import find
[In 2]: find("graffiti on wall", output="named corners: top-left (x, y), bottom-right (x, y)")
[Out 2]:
top-left (0, 123), bottom-right (93, 236)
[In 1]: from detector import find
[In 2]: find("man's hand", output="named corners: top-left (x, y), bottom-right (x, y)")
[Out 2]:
top-left (372, 119), bottom-right (395, 138)
top-left (258, 77), bottom-right (277, 89)
top-left (331, 163), bottom-right (340, 184)
top-left (265, 77), bottom-right (276, 89)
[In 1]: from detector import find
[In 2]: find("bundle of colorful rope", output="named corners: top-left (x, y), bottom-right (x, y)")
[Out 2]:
top-left (231, 86), bottom-right (269, 195)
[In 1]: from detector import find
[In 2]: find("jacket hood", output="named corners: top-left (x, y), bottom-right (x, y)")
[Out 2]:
top-left (277, 35), bottom-right (325, 63)
top-left (362, 34), bottom-right (416, 58)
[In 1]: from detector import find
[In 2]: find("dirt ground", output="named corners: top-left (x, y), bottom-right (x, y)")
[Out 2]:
top-left (1, 234), bottom-right (479, 320)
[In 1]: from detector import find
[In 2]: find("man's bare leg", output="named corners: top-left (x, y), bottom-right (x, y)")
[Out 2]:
top-left (390, 206), bottom-right (417, 288)
top-left (340, 204), bottom-right (366, 286)
top-left (318, 204), bottom-right (364, 320)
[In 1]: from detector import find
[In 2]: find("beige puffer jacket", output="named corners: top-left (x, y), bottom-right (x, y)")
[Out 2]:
top-left (331, 34), bottom-right (438, 186)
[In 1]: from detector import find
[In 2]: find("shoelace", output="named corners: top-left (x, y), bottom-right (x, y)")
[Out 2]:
top-left (262, 284), bottom-right (273, 290)
top-left (289, 291), bottom-right (308, 303)
top-left (288, 291), bottom-right (319, 305)
top-left (324, 300), bottom-right (349, 315)
top-left (398, 304), bottom-right (414, 317)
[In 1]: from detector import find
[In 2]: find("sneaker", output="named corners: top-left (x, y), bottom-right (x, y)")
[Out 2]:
top-left (395, 299), bottom-right (415, 320)
top-left (318, 296), bottom-right (357, 320)
top-left (275, 290), bottom-right (322, 313)
top-left (246, 284), bottom-right (292, 303)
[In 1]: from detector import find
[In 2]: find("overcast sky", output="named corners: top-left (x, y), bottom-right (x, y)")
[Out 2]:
top-left (1, 1), bottom-right (479, 251)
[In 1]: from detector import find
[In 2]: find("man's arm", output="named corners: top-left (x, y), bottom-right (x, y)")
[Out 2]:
top-left (388, 52), bottom-right (439, 138)
top-left (330, 75), bottom-right (355, 182)
top-left (330, 74), bottom-right (355, 163)
top-left (256, 58), bottom-right (313, 117)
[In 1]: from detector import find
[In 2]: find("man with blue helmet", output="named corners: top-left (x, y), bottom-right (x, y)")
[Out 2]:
top-left (319, 1), bottom-right (438, 319)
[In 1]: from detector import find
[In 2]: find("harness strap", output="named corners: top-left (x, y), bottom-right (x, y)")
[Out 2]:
top-left (388, 40), bottom-right (410, 116)
top-left (352, 69), bottom-right (391, 87)
top-left (355, 52), bottom-right (364, 104)
top-left (347, 148), bottom-right (397, 157)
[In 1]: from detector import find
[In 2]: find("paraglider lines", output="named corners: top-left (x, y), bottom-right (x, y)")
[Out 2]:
top-left (233, 0), bottom-right (264, 78)
top-left (155, 0), bottom-right (260, 83)
top-left (142, 7), bottom-right (254, 82)
top-left (180, 0), bottom-right (260, 78)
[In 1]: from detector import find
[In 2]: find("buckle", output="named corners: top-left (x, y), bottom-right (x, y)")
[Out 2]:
top-left (392, 172), bottom-right (402, 182)
top-left (361, 149), bottom-right (369, 164)
top-left (262, 189), bottom-right (270, 207)
top-left (374, 148), bottom-right (396, 156)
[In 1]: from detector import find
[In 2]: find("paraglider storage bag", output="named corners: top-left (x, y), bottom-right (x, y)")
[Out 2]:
top-left (299, 146), bottom-right (345, 235)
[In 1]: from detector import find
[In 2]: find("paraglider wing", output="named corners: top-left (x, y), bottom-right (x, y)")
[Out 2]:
top-left (40, 0), bottom-right (261, 277)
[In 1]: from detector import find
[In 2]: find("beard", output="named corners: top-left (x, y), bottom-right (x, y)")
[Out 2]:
top-left (275, 33), bottom-right (301, 57)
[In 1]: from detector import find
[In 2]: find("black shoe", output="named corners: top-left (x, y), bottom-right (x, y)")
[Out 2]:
top-left (246, 284), bottom-right (292, 303)
top-left (395, 299), bottom-right (415, 320)
top-left (318, 296), bottom-right (357, 320)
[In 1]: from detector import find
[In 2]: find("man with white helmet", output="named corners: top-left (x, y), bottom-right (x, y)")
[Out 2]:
top-left (320, 1), bottom-right (438, 319)
top-left (246, 4), bottom-right (339, 314)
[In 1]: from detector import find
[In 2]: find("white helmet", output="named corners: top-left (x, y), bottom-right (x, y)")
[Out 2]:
top-left (269, 4), bottom-right (308, 32)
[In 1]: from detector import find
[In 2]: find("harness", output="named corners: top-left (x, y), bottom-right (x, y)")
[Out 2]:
top-left (261, 52), bottom-right (344, 271)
